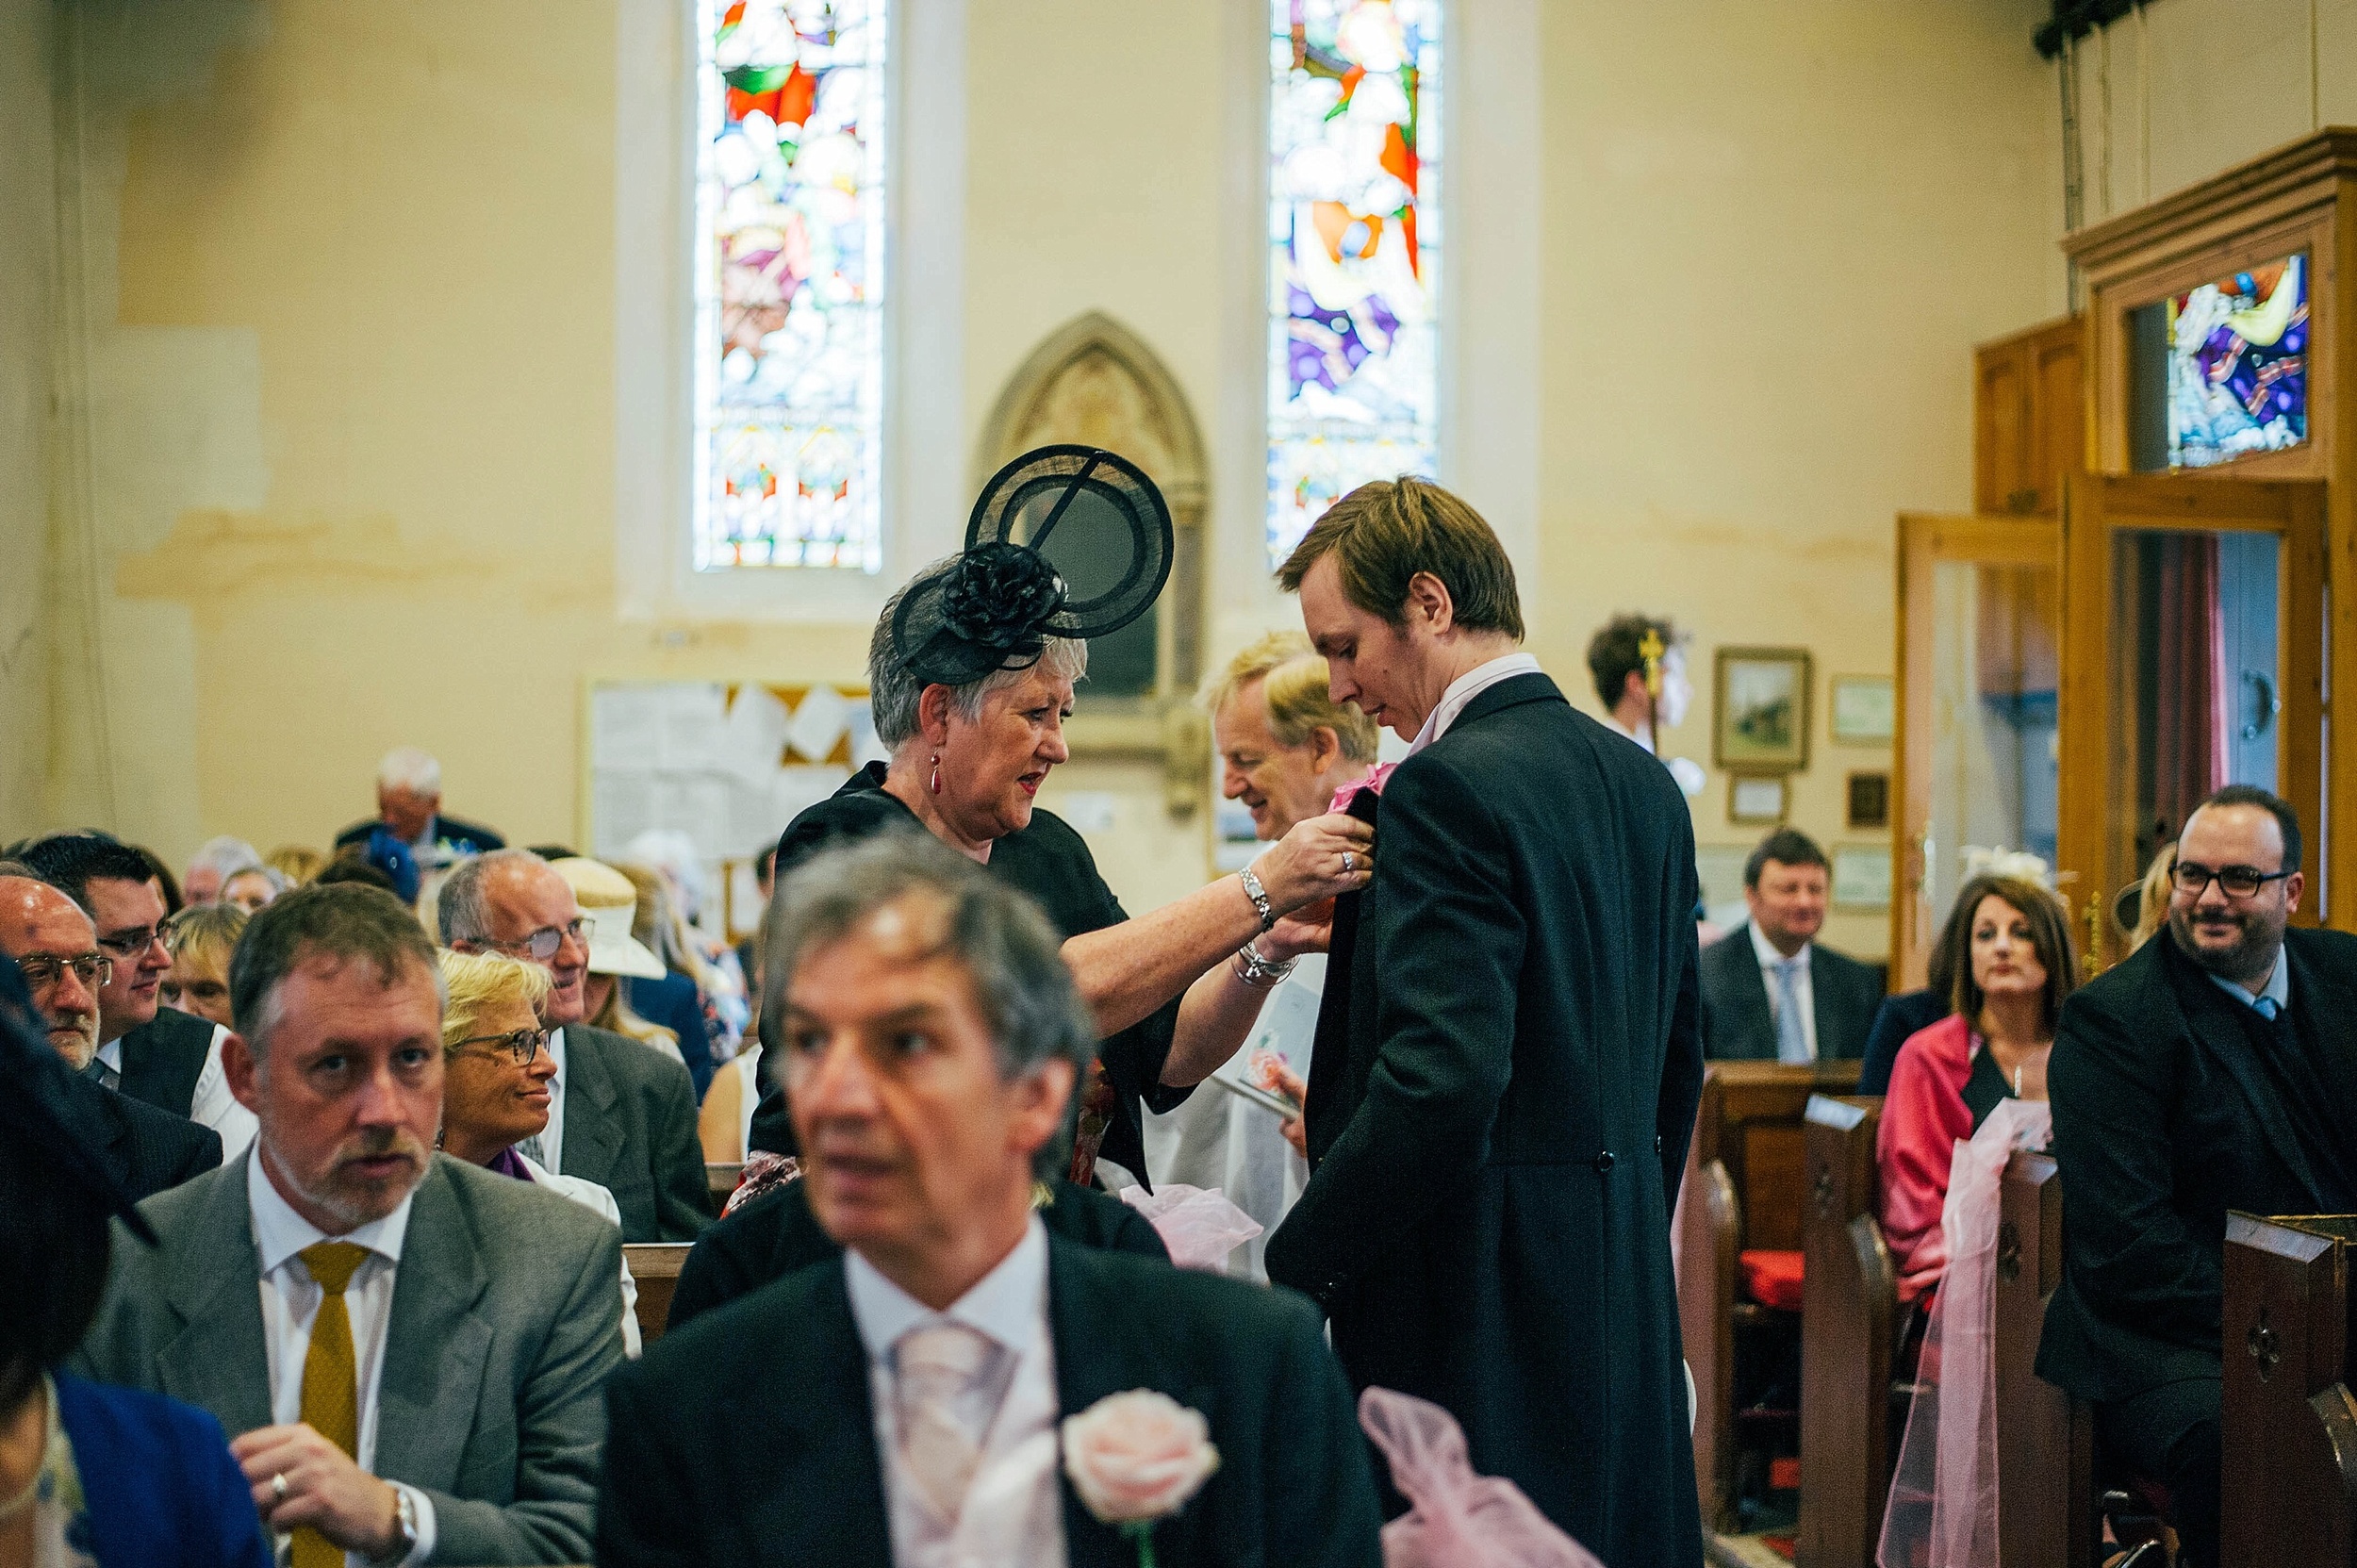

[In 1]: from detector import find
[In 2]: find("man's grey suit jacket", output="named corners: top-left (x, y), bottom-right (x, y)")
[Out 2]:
top-left (73, 1151), bottom-right (625, 1566)
top-left (559, 1024), bottom-right (712, 1243)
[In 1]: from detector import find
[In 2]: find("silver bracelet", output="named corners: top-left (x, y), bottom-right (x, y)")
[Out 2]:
top-left (1233, 940), bottom-right (1298, 989)
top-left (1239, 864), bottom-right (1277, 932)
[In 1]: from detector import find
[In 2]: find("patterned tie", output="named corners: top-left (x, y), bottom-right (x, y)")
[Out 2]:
top-left (1773, 955), bottom-right (1811, 1065)
top-left (894, 1322), bottom-right (1009, 1527)
top-left (295, 1242), bottom-right (371, 1568)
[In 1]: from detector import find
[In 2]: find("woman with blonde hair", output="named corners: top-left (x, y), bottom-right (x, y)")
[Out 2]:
top-left (261, 844), bottom-right (327, 886)
top-left (434, 949), bottom-right (642, 1354)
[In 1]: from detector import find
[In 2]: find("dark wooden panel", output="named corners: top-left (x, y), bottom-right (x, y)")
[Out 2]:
top-left (1993, 1151), bottom-right (2095, 1568)
top-left (2220, 1212), bottom-right (2357, 1568)
top-left (1798, 1095), bottom-right (1892, 1568)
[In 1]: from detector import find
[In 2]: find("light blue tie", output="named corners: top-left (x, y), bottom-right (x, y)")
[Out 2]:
top-left (2255, 996), bottom-right (2282, 1022)
top-left (1773, 955), bottom-right (1811, 1065)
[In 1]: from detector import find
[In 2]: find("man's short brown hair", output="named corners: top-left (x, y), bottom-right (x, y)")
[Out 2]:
top-left (1276, 476), bottom-right (1525, 639)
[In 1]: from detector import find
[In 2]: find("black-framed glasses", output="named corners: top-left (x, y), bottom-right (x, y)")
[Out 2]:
top-left (2172, 861), bottom-right (2295, 900)
top-left (481, 920), bottom-right (585, 964)
top-left (447, 1027), bottom-right (550, 1066)
top-left (14, 952), bottom-right (112, 992)
top-left (95, 925), bottom-right (165, 959)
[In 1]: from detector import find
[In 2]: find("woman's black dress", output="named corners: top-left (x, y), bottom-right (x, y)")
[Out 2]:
top-left (745, 761), bottom-right (1188, 1187)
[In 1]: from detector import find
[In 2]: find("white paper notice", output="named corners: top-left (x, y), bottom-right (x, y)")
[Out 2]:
top-left (657, 684), bottom-right (729, 773)
top-left (785, 685), bottom-right (850, 763)
top-left (720, 685), bottom-right (790, 784)
top-left (592, 688), bottom-right (664, 774)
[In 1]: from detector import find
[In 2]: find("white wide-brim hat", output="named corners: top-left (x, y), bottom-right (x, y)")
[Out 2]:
top-left (581, 902), bottom-right (666, 981)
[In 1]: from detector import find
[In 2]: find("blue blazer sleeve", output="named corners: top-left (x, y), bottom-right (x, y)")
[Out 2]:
top-left (52, 1371), bottom-right (272, 1568)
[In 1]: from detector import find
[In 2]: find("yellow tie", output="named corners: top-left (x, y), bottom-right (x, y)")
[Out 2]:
top-left (295, 1242), bottom-right (370, 1568)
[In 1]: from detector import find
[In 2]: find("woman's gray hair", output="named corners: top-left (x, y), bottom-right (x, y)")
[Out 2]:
top-left (867, 565), bottom-right (1089, 750)
top-left (759, 832), bottom-right (1096, 1178)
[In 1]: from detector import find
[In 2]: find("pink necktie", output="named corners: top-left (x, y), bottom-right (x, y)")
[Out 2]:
top-left (895, 1322), bottom-right (1007, 1525)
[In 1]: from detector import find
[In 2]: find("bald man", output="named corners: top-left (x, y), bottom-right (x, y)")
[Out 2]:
top-left (0, 874), bottom-right (220, 1200)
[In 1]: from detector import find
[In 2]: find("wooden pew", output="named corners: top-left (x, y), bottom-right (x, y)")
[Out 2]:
top-left (624, 1242), bottom-right (692, 1349)
top-left (2220, 1212), bottom-right (2357, 1568)
top-left (1797, 1093), bottom-right (1892, 1568)
top-left (1991, 1150), bottom-right (2095, 1568)
top-left (706, 1161), bottom-right (743, 1208)
top-left (1678, 1060), bottom-right (1862, 1533)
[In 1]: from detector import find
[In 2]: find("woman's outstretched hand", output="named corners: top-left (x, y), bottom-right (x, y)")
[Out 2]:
top-left (1252, 811), bottom-right (1375, 916)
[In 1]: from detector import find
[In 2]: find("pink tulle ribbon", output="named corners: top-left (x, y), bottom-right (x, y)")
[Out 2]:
top-left (1360, 1388), bottom-right (1605, 1568)
top-left (1117, 1182), bottom-right (1264, 1271)
top-left (1330, 763), bottom-right (1396, 815)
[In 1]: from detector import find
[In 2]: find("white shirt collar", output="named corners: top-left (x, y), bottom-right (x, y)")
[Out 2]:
top-left (1749, 919), bottom-right (1810, 971)
top-left (1600, 712), bottom-right (1654, 754)
top-left (846, 1215), bottom-right (1049, 1364)
top-left (245, 1144), bottom-right (417, 1277)
top-left (1406, 652), bottom-right (1542, 756)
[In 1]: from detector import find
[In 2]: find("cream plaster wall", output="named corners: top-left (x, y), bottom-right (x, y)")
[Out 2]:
top-left (29, 0), bottom-right (2079, 963)
top-left (1, 0), bottom-right (52, 833)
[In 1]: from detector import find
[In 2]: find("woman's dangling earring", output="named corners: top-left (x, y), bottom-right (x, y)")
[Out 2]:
top-left (930, 753), bottom-right (942, 796)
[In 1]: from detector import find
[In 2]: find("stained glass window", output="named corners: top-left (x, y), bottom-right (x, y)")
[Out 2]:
top-left (694, 0), bottom-right (887, 571)
top-left (1266, 0), bottom-right (1442, 568)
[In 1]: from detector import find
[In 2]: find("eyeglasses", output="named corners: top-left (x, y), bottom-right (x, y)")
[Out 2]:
top-left (95, 925), bottom-right (165, 959)
top-left (448, 1028), bottom-right (550, 1066)
top-left (480, 919), bottom-right (585, 965)
top-left (14, 952), bottom-right (113, 992)
top-left (2171, 861), bottom-right (2296, 900)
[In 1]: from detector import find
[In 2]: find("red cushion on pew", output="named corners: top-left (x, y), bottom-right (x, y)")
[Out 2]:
top-left (1741, 1248), bottom-right (1805, 1312)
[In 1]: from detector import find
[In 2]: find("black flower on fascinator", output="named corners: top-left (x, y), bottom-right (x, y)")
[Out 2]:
top-left (890, 445), bottom-right (1175, 687)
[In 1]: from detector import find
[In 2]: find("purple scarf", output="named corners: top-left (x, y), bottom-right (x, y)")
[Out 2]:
top-left (485, 1145), bottom-right (534, 1182)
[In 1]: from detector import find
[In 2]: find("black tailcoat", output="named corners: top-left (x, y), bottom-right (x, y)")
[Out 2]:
top-left (1263, 672), bottom-right (1706, 1567)
top-left (2038, 924), bottom-right (2357, 1404)
top-left (598, 1234), bottom-right (1382, 1568)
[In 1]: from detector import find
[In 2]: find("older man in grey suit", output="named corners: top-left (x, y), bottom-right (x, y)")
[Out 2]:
top-left (440, 850), bottom-right (711, 1242)
top-left (74, 883), bottom-right (623, 1567)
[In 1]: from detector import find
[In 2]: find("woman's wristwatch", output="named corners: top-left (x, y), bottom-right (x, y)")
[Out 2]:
top-left (1239, 864), bottom-right (1277, 932)
top-left (1233, 940), bottom-right (1298, 989)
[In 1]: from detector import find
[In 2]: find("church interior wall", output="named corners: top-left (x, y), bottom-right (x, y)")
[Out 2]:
top-left (0, 0), bottom-right (54, 836)
top-left (10, 0), bottom-right (2235, 965)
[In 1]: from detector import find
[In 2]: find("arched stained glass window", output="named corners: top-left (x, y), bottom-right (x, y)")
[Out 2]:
top-left (695, 0), bottom-right (888, 571)
top-left (1266, 0), bottom-right (1442, 568)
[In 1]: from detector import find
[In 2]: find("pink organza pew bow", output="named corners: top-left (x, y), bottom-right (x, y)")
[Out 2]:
top-left (1117, 1183), bottom-right (1263, 1271)
top-left (1360, 1388), bottom-right (1605, 1568)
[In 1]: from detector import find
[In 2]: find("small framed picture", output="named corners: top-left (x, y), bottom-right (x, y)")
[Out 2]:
top-left (1728, 774), bottom-right (1788, 825)
top-left (1715, 648), bottom-right (1812, 771)
top-left (1832, 845), bottom-right (1893, 911)
top-left (1830, 675), bottom-right (1896, 745)
top-left (1846, 771), bottom-right (1890, 831)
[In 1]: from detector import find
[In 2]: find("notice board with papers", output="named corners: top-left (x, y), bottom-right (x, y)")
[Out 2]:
top-left (581, 681), bottom-right (889, 936)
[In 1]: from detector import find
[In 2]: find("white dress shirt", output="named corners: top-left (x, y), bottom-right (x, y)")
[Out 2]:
top-left (97, 1022), bottom-right (258, 1158)
top-left (247, 1152), bottom-right (437, 1567)
top-left (846, 1218), bottom-right (1066, 1568)
top-left (1407, 652), bottom-right (1542, 756)
top-left (1749, 921), bottom-right (1819, 1064)
top-left (536, 1027), bottom-right (569, 1170)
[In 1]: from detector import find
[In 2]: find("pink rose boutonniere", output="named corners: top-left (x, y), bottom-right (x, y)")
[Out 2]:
top-left (1062, 1390), bottom-right (1221, 1568)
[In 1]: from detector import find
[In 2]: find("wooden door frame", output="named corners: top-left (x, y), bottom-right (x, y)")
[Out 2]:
top-left (1892, 513), bottom-right (2062, 988)
top-left (2057, 473), bottom-right (2328, 972)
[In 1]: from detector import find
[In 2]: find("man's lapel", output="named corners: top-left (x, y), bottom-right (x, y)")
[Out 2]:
top-left (1047, 1240), bottom-right (1211, 1568)
top-left (2162, 938), bottom-right (2323, 1195)
top-left (1723, 930), bottom-right (1779, 1061)
top-left (1305, 787), bottom-right (1379, 1167)
top-left (557, 1027), bottom-right (624, 1188)
top-left (155, 1152), bottom-right (275, 1437)
top-left (373, 1161), bottom-right (494, 1490)
top-left (724, 1264), bottom-right (895, 1568)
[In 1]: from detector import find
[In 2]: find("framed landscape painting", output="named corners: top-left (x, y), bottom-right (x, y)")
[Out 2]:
top-left (1714, 647), bottom-right (1812, 771)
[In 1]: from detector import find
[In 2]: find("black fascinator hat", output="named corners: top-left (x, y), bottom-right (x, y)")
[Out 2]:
top-left (891, 445), bottom-right (1175, 687)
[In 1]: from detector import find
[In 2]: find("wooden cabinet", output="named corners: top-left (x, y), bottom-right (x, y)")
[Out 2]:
top-left (1973, 316), bottom-right (2085, 516)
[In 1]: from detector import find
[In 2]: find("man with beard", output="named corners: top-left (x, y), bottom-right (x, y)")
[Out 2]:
top-left (2040, 785), bottom-right (2357, 1568)
top-left (0, 872), bottom-right (221, 1200)
top-left (74, 883), bottom-right (625, 1567)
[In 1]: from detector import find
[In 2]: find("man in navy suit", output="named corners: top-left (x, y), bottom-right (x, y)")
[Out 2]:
top-left (1698, 828), bottom-right (1887, 1063)
top-left (1264, 477), bottom-right (1705, 1567)
top-left (599, 834), bottom-right (1379, 1568)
